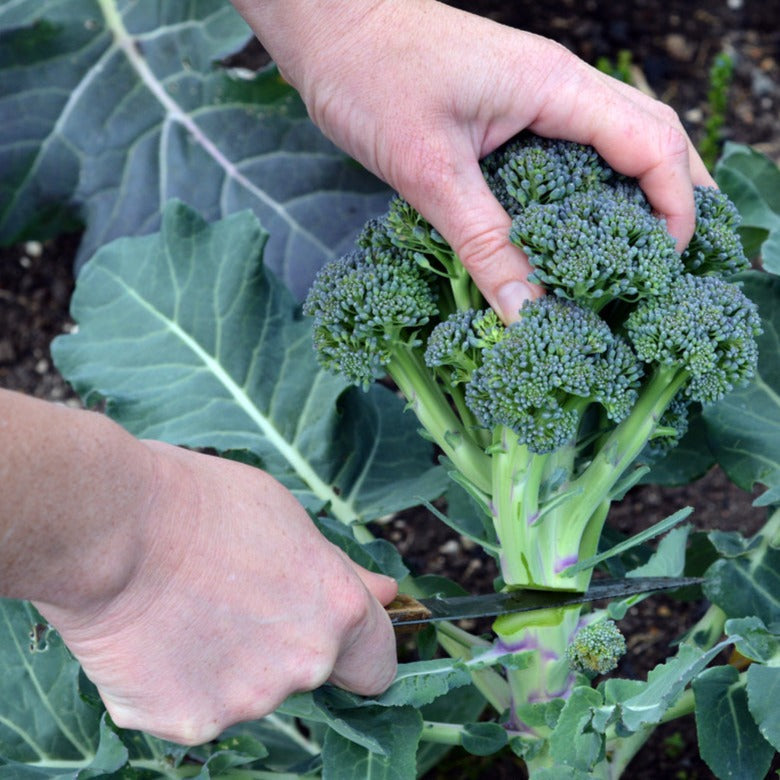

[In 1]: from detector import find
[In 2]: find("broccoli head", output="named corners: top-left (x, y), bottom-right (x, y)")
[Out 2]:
top-left (303, 130), bottom-right (761, 595)
top-left (567, 619), bottom-right (627, 676)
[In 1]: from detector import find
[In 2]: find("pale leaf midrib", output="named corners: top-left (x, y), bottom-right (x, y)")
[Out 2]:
top-left (99, 266), bottom-right (359, 524)
top-left (1, 605), bottom-right (92, 760)
top-left (96, 0), bottom-right (330, 256)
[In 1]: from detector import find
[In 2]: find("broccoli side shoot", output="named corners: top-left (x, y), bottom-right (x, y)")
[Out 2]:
top-left (626, 273), bottom-right (762, 404)
top-left (639, 395), bottom-right (691, 463)
top-left (681, 186), bottom-right (750, 277)
top-left (567, 619), bottom-right (627, 676)
top-left (303, 247), bottom-right (437, 388)
top-left (424, 308), bottom-right (505, 386)
top-left (303, 229), bottom-right (492, 493)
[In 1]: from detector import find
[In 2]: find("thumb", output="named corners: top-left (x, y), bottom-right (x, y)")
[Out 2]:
top-left (414, 161), bottom-right (544, 323)
top-left (349, 561), bottom-right (399, 606)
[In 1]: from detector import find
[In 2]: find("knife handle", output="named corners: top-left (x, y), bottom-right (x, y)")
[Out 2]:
top-left (385, 593), bottom-right (432, 632)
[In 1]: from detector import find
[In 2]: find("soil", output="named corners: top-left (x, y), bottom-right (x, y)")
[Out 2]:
top-left (1, 0), bottom-right (778, 777)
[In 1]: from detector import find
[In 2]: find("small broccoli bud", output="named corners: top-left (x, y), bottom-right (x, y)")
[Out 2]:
top-left (640, 395), bottom-right (691, 463)
top-left (303, 247), bottom-right (438, 387)
top-left (483, 134), bottom-right (613, 215)
top-left (356, 215), bottom-right (397, 253)
top-left (681, 186), bottom-right (749, 277)
top-left (626, 274), bottom-right (762, 404)
top-left (383, 197), bottom-right (454, 271)
top-left (510, 186), bottom-right (682, 307)
top-left (424, 308), bottom-right (504, 385)
top-left (465, 297), bottom-right (642, 453)
top-left (567, 619), bottom-right (627, 676)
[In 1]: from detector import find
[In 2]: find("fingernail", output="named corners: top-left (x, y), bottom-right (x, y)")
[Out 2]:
top-left (496, 281), bottom-right (534, 323)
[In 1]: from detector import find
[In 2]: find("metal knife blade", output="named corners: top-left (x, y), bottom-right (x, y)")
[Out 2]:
top-left (386, 576), bottom-right (702, 626)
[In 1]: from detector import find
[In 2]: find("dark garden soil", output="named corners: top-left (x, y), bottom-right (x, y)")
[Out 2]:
top-left (1, 0), bottom-right (778, 777)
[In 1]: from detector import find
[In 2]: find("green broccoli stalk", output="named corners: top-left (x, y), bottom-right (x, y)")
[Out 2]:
top-left (303, 132), bottom-right (761, 720)
top-left (303, 234), bottom-right (492, 495)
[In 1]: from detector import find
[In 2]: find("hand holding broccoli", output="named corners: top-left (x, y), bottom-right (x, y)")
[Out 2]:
top-left (233, 0), bottom-right (716, 321)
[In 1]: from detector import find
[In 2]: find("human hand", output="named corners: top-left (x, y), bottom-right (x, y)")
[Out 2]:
top-left (34, 441), bottom-right (398, 745)
top-left (232, 0), bottom-right (716, 322)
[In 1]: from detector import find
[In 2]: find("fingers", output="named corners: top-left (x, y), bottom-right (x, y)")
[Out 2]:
top-left (528, 56), bottom-right (714, 251)
top-left (406, 156), bottom-right (544, 323)
top-left (328, 577), bottom-right (398, 696)
top-left (350, 561), bottom-right (399, 606)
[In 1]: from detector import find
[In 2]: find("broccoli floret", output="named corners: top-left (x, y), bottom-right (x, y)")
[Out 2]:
top-left (483, 133), bottom-right (613, 215)
top-left (465, 297), bottom-right (642, 454)
top-left (510, 186), bottom-right (682, 307)
top-left (304, 247), bottom-right (438, 387)
top-left (681, 186), bottom-right (750, 277)
top-left (567, 619), bottom-right (627, 676)
top-left (424, 308), bottom-right (504, 386)
top-left (626, 273), bottom-right (762, 404)
top-left (640, 395), bottom-right (691, 463)
top-left (379, 197), bottom-right (480, 313)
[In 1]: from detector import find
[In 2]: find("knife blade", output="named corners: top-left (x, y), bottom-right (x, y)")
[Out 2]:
top-left (386, 576), bottom-right (702, 627)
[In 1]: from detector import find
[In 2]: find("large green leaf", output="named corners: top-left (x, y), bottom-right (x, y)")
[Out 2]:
top-left (321, 707), bottom-right (422, 780)
top-left (0, 600), bottom-right (100, 769)
top-left (716, 143), bottom-right (780, 274)
top-left (704, 509), bottom-right (780, 626)
top-left (702, 271), bottom-right (780, 494)
top-left (693, 665), bottom-right (775, 780)
top-left (0, 0), bottom-right (389, 298)
top-left (52, 201), bottom-right (446, 526)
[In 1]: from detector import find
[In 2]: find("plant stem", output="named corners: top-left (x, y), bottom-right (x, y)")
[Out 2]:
top-left (437, 623), bottom-right (512, 715)
top-left (388, 348), bottom-right (492, 493)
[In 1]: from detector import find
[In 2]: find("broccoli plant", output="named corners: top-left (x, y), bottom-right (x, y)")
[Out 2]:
top-left (2, 3), bottom-right (779, 770)
top-left (302, 134), bottom-right (762, 727)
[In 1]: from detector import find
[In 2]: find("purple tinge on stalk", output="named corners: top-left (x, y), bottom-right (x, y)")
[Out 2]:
top-left (554, 553), bottom-right (579, 573)
top-left (496, 635), bottom-right (539, 653)
top-left (526, 683), bottom-right (575, 703)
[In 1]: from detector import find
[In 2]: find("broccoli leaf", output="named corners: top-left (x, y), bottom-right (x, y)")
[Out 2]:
top-left (321, 707), bottom-right (422, 780)
top-left (52, 202), bottom-right (446, 524)
top-left (549, 687), bottom-right (604, 772)
top-left (704, 509), bottom-right (780, 626)
top-left (602, 640), bottom-right (734, 732)
top-left (716, 143), bottom-right (780, 274)
top-left (702, 271), bottom-right (780, 494)
top-left (0, 599), bottom-right (101, 768)
top-left (0, 0), bottom-right (389, 298)
top-left (746, 664), bottom-right (780, 752)
top-left (693, 666), bottom-right (775, 780)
